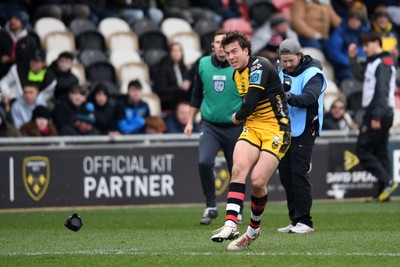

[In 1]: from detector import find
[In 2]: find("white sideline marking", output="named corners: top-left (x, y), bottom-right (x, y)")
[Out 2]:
top-left (2, 250), bottom-right (400, 257)
top-left (9, 157), bottom-right (14, 202)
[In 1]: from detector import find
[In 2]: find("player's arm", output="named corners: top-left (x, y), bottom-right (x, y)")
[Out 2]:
top-left (235, 87), bottom-right (263, 121)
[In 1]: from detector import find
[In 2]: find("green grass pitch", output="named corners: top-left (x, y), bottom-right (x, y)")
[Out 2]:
top-left (1, 200), bottom-right (399, 267)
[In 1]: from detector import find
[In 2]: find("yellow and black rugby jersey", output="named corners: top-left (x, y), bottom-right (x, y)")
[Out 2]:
top-left (233, 56), bottom-right (290, 129)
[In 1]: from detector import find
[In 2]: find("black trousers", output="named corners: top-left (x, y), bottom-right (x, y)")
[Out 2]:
top-left (278, 127), bottom-right (315, 228)
top-left (356, 115), bottom-right (393, 196)
top-left (198, 121), bottom-right (242, 207)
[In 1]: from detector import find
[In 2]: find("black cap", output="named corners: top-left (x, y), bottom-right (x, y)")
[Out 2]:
top-left (32, 105), bottom-right (51, 120)
top-left (30, 50), bottom-right (46, 62)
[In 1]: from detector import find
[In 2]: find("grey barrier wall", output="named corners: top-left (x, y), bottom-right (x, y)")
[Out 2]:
top-left (1, 133), bottom-right (400, 209)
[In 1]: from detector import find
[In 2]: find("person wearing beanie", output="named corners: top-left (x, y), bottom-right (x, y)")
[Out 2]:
top-left (0, 11), bottom-right (40, 79)
top-left (61, 102), bottom-right (100, 136)
top-left (87, 82), bottom-right (117, 136)
top-left (19, 105), bottom-right (58, 136)
top-left (277, 38), bottom-right (326, 234)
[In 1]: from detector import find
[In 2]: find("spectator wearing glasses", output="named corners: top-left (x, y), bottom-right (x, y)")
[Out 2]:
top-left (323, 98), bottom-right (358, 131)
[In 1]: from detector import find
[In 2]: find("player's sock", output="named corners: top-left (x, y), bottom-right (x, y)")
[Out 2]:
top-left (248, 194), bottom-right (268, 235)
top-left (224, 182), bottom-right (245, 228)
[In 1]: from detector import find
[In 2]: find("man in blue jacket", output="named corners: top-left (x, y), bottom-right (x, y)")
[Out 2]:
top-left (277, 39), bottom-right (326, 234)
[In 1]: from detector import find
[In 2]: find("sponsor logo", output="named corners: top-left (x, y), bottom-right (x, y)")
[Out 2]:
top-left (214, 151), bottom-right (230, 197)
top-left (344, 150), bottom-right (359, 171)
top-left (250, 70), bottom-right (262, 84)
top-left (23, 156), bottom-right (50, 201)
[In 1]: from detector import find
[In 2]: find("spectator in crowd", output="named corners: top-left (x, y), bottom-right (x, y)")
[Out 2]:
top-left (10, 83), bottom-right (41, 129)
top-left (114, 79), bottom-right (150, 135)
top-left (20, 105), bottom-right (58, 136)
top-left (193, 0), bottom-right (242, 25)
top-left (252, 12), bottom-right (298, 56)
top-left (291, 0), bottom-right (341, 55)
top-left (0, 0), bottom-right (31, 28)
top-left (145, 116), bottom-right (166, 134)
top-left (48, 51), bottom-right (79, 103)
top-left (106, 0), bottom-right (163, 26)
top-left (61, 101), bottom-right (100, 136)
top-left (0, 49), bottom-right (56, 107)
top-left (52, 84), bottom-right (87, 132)
top-left (0, 105), bottom-right (21, 137)
top-left (158, 0), bottom-right (215, 25)
top-left (87, 82), bottom-right (118, 136)
top-left (277, 39), bottom-right (326, 234)
top-left (323, 98), bottom-right (358, 131)
top-left (370, 4), bottom-right (399, 61)
top-left (31, 0), bottom-right (91, 24)
top-left (153, 42), bottom-right (192, 113)
top-left (0, 11), bottom-right (40, 79)
top-left (348, 31), bottom-right (398, 202)
top-left (327, 7), bottom-right (369, 83)
top-left (165, 101), bottom-right (200, 134)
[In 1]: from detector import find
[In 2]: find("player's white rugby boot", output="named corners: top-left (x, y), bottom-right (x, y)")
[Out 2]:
top-left (211, 226), bottom-right (239, 243)
top-left (289, 223), bottom-right (314, 234)
top-left (227, 230), bottom-right (260, 250)
top-left (277, 224), bottom-right (294, 233)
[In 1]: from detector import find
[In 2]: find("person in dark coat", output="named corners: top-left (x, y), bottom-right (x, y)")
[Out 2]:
top-left (165, 100), bottom-right (200, 133)
top-left (87, 82), bottom-right (117, 135)
top-left (48, 51), bottom-right (79, 103)
top-left (0, 105), bottom-right (20, 137)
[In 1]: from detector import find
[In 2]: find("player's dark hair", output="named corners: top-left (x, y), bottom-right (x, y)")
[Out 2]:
top-left (359, 31), bottom-right (382, 47)
top-left (221, 30), bottom-right (252, 55)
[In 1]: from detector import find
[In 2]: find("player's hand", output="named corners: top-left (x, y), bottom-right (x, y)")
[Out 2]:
top-left (184, 123), bottom-right (193, 137)
top-left (348, 43), bottom-right (358, 59)
top-left (232, 113), bottom-right (243, 125)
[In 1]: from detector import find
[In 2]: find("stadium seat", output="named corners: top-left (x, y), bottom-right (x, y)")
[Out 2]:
top-left (142, 92), bottom-right (162, 116)
top-left (160, 17), bottom-right (192, 40)
top-left (98, 17), bottom-right (130, 40)
top-left (222, 18), bottom-right (253, 38)
top-left (109, 50), bottom-right (142, 71)
top-left (248, 1), bottom-right (276, 27)
top-left (75, 31), bottom-right (106, 52)
top-left (46, 49), bottom-right (64, 65)
top-left (302, 47), bottom-right (327, 63)
top-left (69, 17), bottom-right (97, 37)
top-left (170, 32), bottom-right (201, 51)
top-left (106, 32), bottom-right (139, 52)
top-left (34, 17), bottom-right (67, 46)
top-left (117, 62), bottom-right (150, 83)
top-left (182, 47), bottom-right (203, 69)
top-left (143, 48), bottom-right (168, 68)
top-left (132, 19), bottom-right (159, 37)
top-left (78, 49), bottom-right (108, 68)
top-left (138, 30), bottom-right (168, 53)
top-left (71, 63), bottom-right (87, 86)
top-left (85, 62), bottom-right (118, 94)
top-left (43, 31), bottom-right (75, 52)
top-left (193, 19), bottom-right (220, 54)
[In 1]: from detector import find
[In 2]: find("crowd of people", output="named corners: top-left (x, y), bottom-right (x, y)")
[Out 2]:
top-left (0, 0), bottom-right (399, 137)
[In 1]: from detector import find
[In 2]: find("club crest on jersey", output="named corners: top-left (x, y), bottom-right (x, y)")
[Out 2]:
top-left (250, 70), bottom-right (263, 84)
top-left (213, 75), bottom-right (226, 93)
top-left (23, 156), bottom-right (50, 201)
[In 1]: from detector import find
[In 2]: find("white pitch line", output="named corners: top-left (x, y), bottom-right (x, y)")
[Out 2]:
top-left (2, 250), bottom-right (400, 257)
